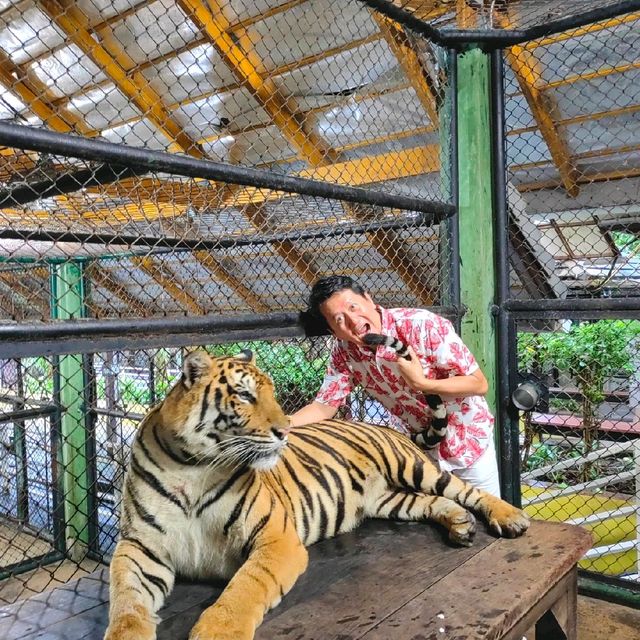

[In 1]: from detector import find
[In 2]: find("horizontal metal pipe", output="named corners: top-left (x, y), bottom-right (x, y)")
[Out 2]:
top-left (0, 405), bottom-right (57, 424)
top-left (0, 311), bottom-right (303, 341)
top-left (0, 123), bottom-right (455, 217)
top-left (358, 0), bottom-right (639, 50)
top-left (521, 1), bottom-right (640, 45)
top-left (0, 164), bottom-right (145, 208)
top-left (0, 211), bottom-right (447, 252)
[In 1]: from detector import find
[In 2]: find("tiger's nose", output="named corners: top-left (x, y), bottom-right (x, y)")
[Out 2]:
top-left (271, 426), bottom-right (289, 440)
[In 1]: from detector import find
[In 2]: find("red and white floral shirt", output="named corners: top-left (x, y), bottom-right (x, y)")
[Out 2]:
top-left (315, 306), bottom-right (494, 469)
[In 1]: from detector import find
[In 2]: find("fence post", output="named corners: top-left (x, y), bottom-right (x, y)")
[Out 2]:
top-left (457, 47), bottom-right (498, 416)
top-left (50, 260), bottom-right (90, 560)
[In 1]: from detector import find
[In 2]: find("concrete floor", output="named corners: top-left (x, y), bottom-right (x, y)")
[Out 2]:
top-left (578, 596), bottom-right (640, 640)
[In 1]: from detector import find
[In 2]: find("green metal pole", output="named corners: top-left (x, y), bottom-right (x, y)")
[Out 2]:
top-left (456, 47), bottom-right (498, 417)
top-left (50, 261), bottom-right (90, 557)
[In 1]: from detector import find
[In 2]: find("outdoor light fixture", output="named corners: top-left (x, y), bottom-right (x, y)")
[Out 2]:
top-left (511, 380), bottom-right (546, 411)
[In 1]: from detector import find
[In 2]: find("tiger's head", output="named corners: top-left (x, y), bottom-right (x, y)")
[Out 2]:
top-left (159, 350), bottom-right (290, 471)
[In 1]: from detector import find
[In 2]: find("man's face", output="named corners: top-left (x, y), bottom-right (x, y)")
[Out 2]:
top-left (319, 289), bottom-right (382, 345)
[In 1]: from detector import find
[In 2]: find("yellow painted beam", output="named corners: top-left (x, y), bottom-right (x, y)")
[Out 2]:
top-left (517, 166), bottom-right (640, 193)
top-left (192, 250), bottom-right (269, 312)
top-left (176, 0), bottom-right (337, 167)
top-left (0, 273), bottom-right (49, 316)
top-left (86, 264), bottom-right (152, 317)
top-left (243, 203), bottom-right (319, 285)
top-left (38, 0), bottom-right (206, 158)
top-left (85, 177), bottom-right (223, 207)
top-left (371, 13), bottom-right (438, 125)
top-left (226, 145), bottom-right (440, 205)
top-left (525, 12), bottom-right (640, 49)
top-left (131, 256), bottom-right (205, 314)
top-left (504, 42), bottom-right (579, 197)
top-left (0, 48), bottom-right (89, 134)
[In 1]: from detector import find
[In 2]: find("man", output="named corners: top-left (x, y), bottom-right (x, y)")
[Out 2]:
top-left (289, 275), bottom-right (501, 496)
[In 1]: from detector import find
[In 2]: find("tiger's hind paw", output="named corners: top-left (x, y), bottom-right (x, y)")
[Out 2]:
top-left (488, 503), bottom-right (530, 538)
top-left (448, 511), bottom-right (477, 546)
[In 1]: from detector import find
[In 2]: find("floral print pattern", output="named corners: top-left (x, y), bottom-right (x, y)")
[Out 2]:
top-left (315, 307), bottom-right (494, 469)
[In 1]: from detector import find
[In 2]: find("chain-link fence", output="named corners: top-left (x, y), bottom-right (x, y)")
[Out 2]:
top-left (503, 8), bottom-right (640, 590)
top-left (0, 0), bottom-right (456, 606)
top-left (1, 0), bottom-right (639, 613)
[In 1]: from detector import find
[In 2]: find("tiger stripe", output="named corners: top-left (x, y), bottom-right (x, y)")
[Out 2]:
top-left (105, 350), bottom-right (528, 640)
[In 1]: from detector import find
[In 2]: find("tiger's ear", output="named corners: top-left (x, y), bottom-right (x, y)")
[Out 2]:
top-left (235, 349), bottom-right (255, 364)
top-left (182, 350), bottom-right (212, 389)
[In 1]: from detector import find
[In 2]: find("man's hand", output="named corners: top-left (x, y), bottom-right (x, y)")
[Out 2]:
top-left (395, 345), bottom-right (434, 393)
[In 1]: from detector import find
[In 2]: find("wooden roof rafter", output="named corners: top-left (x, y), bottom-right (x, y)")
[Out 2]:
top-left (371, 12), bottom-right (439, 126)
top-left (130, 256), bottom-right (205, 315)
top-left (243, 203), bottom-right (320, 285)
top-left (0, 48), bottom-right (90, 135)
top-left (38, 0), bottom-right (207, 159)
top-left (177, 0), bottom-right (338, 168)
top-left (191, 248), bottom-right (270, 312)
top-left (498, 12), bottom-right (580, 197)
top-left (86, 263), bottom-right (154, 318)
top-left (0, 272), bottom-right (49, 316)
top-left (179, 0), bottom-right (436, 304)
top-left (523, 11), bottom-right (640, 50)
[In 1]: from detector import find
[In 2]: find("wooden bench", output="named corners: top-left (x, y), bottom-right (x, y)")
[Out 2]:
top-left (0, 519), bottom-right (591, 640)
top-left (531, 412), bottom-right (640, 439)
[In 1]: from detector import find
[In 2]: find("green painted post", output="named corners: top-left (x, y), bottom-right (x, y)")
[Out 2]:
top-left (50, 261), bottom-right (90, 557)
top-left (456, 48), bottom-right (498, 417)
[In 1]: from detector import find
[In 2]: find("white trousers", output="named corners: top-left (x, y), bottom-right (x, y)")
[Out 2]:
top-left (439, 438), bottom-right (502, 497)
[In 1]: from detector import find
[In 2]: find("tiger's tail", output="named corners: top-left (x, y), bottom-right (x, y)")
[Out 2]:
top-left (362, 333), bottom-right (447, 449)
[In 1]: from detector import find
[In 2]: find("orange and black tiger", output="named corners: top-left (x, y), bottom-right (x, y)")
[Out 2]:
top-left (104, 350), bottom-right (529, 640)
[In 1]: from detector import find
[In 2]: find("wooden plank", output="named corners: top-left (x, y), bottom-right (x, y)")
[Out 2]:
top-left (154, 520), bottom-right (491, 639)
top-left (530, 412), bottom-right (640, 437)
top-left (1, 520), bottom-right (592, 640)
top-left (361, 521), bottom-right (591, 639)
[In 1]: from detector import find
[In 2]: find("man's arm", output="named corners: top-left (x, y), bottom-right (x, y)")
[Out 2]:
top-left (396, 345), bottom-right (489, 397)
top-left (289, 401), bottom-right (339, 427)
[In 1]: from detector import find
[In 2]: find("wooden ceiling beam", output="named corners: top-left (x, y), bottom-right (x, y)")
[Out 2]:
top-left (243, 203), bottom-right (320, 285)
top-left (191, 250), bottom-right (269, 312)
top-left (38, 0), bottom-right (206, 158)
top-left (226, 144), bottom-right (440, 206)
top-left (0, 48), bottom-right (89, 134)
top-left (86, 263), bottom-right (152, 317)
top-left (130, 256), bottom-right (205, 314)
top-left (524, 12), bottom-right (640, 49)
top-left (176, 0), bottom-right (338, 167)
top-left (517, 166), bottom-right (640, 193)
top-left (0, 273), bottom-right (49, 316)
top-left (371, 13), bottom-right (439, 126)
top-left (503, 40), bottom-right (579, 197)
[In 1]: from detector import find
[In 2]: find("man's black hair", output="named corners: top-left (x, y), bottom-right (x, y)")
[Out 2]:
top-left (307, 275), bottom-right (367, 319)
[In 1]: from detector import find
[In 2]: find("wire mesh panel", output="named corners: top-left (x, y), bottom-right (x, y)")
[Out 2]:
top-left (516, 316), bottom-right (640, 586)
top-left (0, 0), bottom-right (456, 606)
top-left (505, 11), bottom-right (640, 301)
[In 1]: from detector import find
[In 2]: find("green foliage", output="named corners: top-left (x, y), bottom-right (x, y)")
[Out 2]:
top-left (518, 320), bottom-right (640, 403)
top-left (208, 341), bottom-right (327, 411)
top-left (548, 397), bottom-right (580, 414)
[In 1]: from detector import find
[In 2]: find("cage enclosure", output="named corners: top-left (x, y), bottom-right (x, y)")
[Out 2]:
top-left (0, 0), bottom-right (639, 613)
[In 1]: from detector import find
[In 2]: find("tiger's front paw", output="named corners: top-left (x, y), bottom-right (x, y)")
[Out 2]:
top-left (104, 612), bottom-right (156, 640)
top-left (487, 501), bottom-right (530, 538)
top-left (448, 510), bottom-right (477, 547)
top-left (189, 612), bottom-right (254, 640)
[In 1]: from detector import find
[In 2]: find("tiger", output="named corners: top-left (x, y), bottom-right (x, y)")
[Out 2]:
top-left (362, 332), bottom-right (448, 449)
top-left (104, 350), bottom-right (529, 640)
